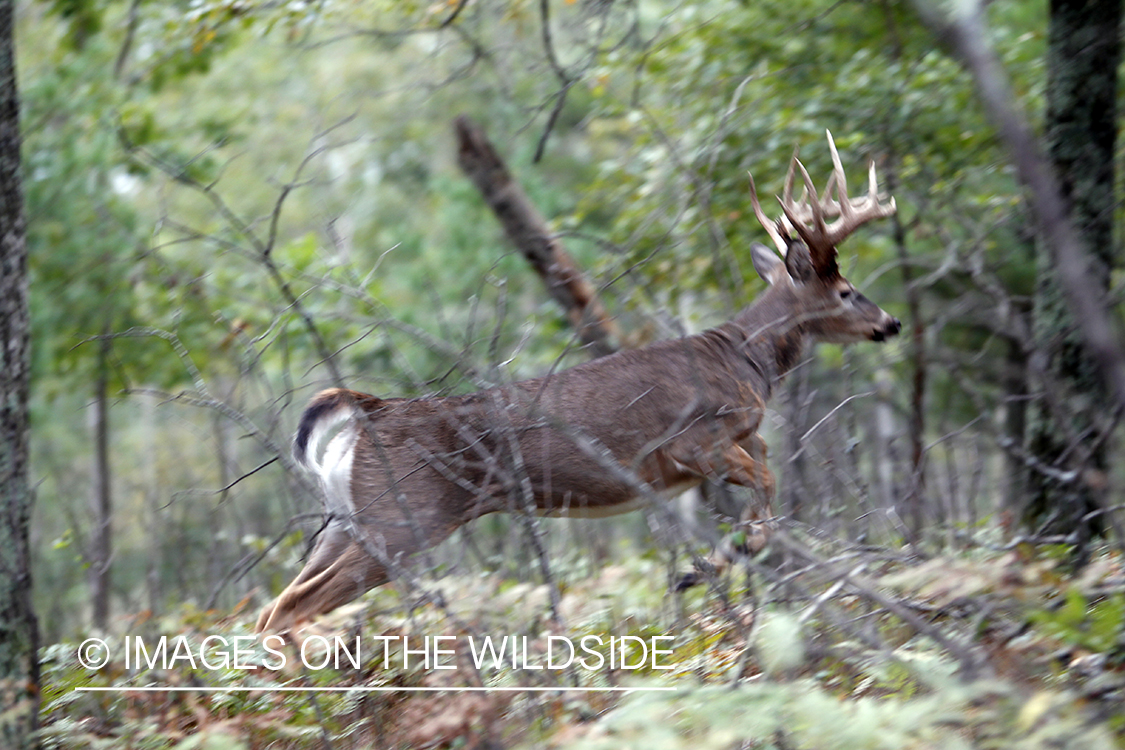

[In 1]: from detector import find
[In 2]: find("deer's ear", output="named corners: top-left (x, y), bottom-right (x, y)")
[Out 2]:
top-left (784, 240), bottom-right (815, 284)
top-left (751, 242), bottom-right (787, 285)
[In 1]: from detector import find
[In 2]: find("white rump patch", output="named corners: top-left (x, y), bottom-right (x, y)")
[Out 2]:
top-left (301, 404), bottom-right (357, 471)
top-left (318, 421), bottom-right (359, 516)
top-left (304, 405), bottom-right (360, 516)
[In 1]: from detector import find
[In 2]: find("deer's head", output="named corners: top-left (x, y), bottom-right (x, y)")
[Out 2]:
top-left (747, 131), bottom-right (901, 345)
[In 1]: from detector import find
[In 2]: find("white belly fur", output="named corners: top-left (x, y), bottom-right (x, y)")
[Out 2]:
top-left (537, 478), bottom-right (703, 519)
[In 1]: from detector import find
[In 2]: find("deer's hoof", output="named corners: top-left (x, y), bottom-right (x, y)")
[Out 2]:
top-left (673, 571), bottom-right (701, 592)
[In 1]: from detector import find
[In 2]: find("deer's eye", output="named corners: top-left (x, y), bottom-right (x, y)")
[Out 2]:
top-left (840, 289), bottom-right (853, 300)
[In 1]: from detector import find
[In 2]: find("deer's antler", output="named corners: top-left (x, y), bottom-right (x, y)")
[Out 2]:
top-left (749, 131), bottom-right (897, 274)
top-left (748, 170), bottom-right (789, 256)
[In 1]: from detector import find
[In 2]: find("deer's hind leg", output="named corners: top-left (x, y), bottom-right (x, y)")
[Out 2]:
top-left (255, 521), bottom-right (389, 635)
top-left (256, 498), bottom-right (465, 635)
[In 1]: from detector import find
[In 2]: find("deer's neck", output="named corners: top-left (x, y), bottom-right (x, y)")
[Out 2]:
top-left (728, 286), bottom-right (808, 400)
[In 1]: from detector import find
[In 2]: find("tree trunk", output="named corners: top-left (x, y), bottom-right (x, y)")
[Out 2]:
top-left (1027, 0), bottom-right (1122, 542)
top-left (873, 369), bottom-right (900, 531)
top-left (882, 153), bottom-right (925, 542)
top-left (142, 394), bottom-right (161, 615)
top-left (781, 366), bottom-right (810, 522)
top-left (89, 332), bottom-right (112, 630)
top-left (454, 115), bottom-right (619, 358)
top-left (1002, 323), bottom-right (1029, 531)
top-left (897, 221), bottom-right (926, 541)
top-left (0, 0), bottom-right (39, 739)
top-left (209, 387), bottom-right (238, 603)
top-left (880, 0), bottom-right (925, 543)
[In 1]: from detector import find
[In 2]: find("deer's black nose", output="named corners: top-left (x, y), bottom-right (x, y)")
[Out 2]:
top-left (872, 318), bottom-right (901, 342)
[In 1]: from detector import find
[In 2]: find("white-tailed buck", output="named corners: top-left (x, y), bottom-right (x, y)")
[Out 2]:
top-left (257, 131), bottom-right (900, 634)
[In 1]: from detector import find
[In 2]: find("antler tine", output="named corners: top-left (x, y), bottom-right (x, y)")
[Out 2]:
top-left (797, 158), bottom-right (824, 234)
top-left (782, 145), bottom-right (799, 207)
top-left (826, 130), bottom-right (851, 221)
top-left (866, 160), bottom-right (896, 215)
top-left (779, 157), bottom-right (831, 256)
top-left (822, 171), bottom-right (841, 217)
top-left (748, 171), bottom-right (788, 255)
top-left (820, 135), bottom-right (897, 248)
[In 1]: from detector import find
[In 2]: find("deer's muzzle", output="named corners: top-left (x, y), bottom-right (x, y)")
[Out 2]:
top-left (872, 317), bottom-right (902, 342)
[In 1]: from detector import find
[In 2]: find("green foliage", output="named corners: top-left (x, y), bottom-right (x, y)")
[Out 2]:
top-left (21, 15), bottom-right (222, 396)
top-left (1030, 588), bottom-right (1125, 656)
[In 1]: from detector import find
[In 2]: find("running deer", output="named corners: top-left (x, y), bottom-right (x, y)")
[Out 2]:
top-left (256, 131), bottom-right (900, 634)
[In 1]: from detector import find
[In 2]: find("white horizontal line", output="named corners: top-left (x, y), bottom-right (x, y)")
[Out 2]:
top-left (75, 685), bottom-right (676, 693)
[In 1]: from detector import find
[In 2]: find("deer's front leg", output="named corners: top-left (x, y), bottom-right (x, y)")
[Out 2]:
top-left (671, 433), bottom-right (777, 540)
top-left (720, 435), bottom-right (777, 556)
top-left (672, 434), bottom-right (777, 591)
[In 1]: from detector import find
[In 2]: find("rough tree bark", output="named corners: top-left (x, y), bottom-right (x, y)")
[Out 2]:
top-left (1027, 0), bottom-right (1122, 540)
top-left (454, 115), bottom-right (619, 358)
top-left (0, 0), bottom-right (40, 740)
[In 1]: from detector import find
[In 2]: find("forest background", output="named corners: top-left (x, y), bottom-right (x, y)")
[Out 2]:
top-left (3, 0), bottom-right (1125, 746)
